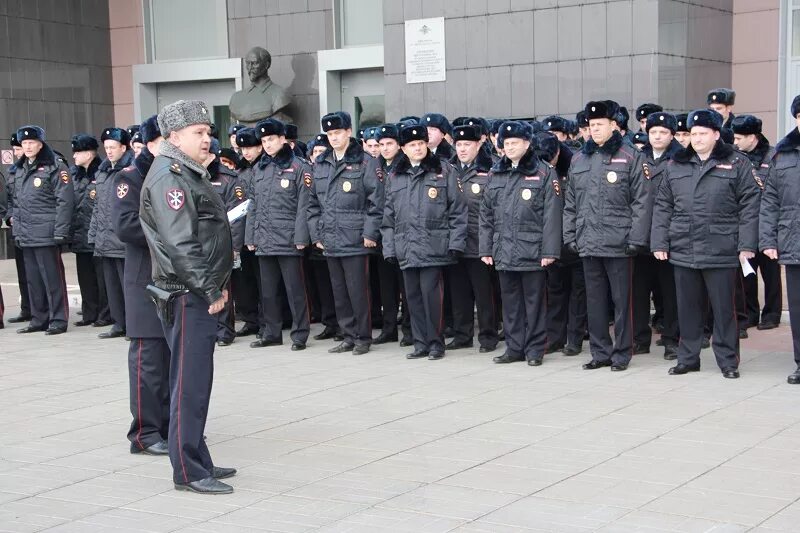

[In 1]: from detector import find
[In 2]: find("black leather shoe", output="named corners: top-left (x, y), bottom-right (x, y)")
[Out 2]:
top-left (633, 344), bottom-right (650, 355)
top-left (701, 337), bottom-right (711, 349)
top-left (722, 368), bottom-right (740, 379)
top-left (527, 357), bottom-right (543, 367)
top-left (663, 344), bottom-right (678, 360)
top-left (250, 337), bottom-right (282, 348)
top-left (373, 332), bottom-right (398, 344)
top-left (212, 466), bottom-right (237, 479)
top-left (406, 349), bottom-right (429, 359)
top-left (73, 319), bottom-right (94, 327)
top-left (544, 343), bottom-right (564, 355)
top-left (562, 345), bottom-right (582, 356)
top-left (98, 328), bottom-right (126, 339)
top-left (788, 369), bottom-right (800, 385)
top-left (399, 337), bottom-right (413, 347)
top-left (582, 359), bottom-right (612, 370)
top-left (334, 333), bottom-right (345, 341)
top-left (235, 325), bottom-right (259, 337)
top-left (757, 322), bottom-right (779, 331)
top-left (610, 363), bottom-right (628, 372)
top-left (174, 477), bottom-right (233, 494)
top-left (328, 342), bottom-right (355, 353)
top-left (738, 329), bottom-right (748, 339)
top-left (131, 440), bottom-right (169, 455)
top-left (92, 319), bottom-right (113, 327)
top-left (445, 340), bottom-right (473, 350)
top-left (291, 342), bottom-right (306, 351)
top-left (7, 315), bottom-right (32, 324)
top-left (217, 339), bottom-right (233, 347)
top-left (428, 351), bottom-right (444, 360)
top-left (479, 346), bottom-right (496, 353)
top-left (493, 352), bottom-right (524, 364)
top-left (17, 325), bottom-right (46, 334)
top-left (313, 326), bottom-right (338, 340)
top-left (45, 325), bottom-right (67, 335)
top-left (352, 344), bottom-right (370, 355)
top-left (668, 363), bottom-right (700, 375)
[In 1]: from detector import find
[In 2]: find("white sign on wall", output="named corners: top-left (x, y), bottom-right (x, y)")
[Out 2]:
top-left (405, 17), bottom-right (446, 84)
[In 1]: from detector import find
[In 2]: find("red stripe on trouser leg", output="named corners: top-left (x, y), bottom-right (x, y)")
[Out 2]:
top-left (135, 339), bottom-right (144, 450)
top-left (628, 257), bottom-right (634, 357)
top-left (177, 298), bottom-right (189, 483)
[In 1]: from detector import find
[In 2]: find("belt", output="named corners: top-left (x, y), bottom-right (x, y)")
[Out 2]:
top-left (155, 280), bottom-right (189, 292)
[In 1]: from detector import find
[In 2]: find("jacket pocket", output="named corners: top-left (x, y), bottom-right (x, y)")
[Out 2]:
top-left (708, 223), bottom-right (737, 256)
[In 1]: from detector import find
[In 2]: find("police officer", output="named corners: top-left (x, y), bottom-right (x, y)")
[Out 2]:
top-left (480, 122), bottom-right (562, 365)
top-left (90, 127), bottom-right (134, 339)
top-left (363, 127), bottom-right (381, 158)
top-left (131, 130), bottom-right (145, 158)
top-left (228, 124), bottom-right (245, 152)
top-left (447, 123), bottom-right (499, 353)
top-left (422, 113), bottom-right (455, 161)
top-left (308, 111), bottom-right (384, 355)
top-left (382, 124), bottom-right (467, 360)
top-left (635, 103), bottom-right (663, 132)
top-left (563, 101), bottom-right (650, 371)
top-left (13, 125), bottom-right (74, 335)
top-left (0, 166), bottom-right (6, 323)
top-left (674, 114), bottom-right (691, 148)
top-left (576, 112), bottom-right (590, 144)
top-left (731, 114), bottom-right (782, 330)
top-left (707, 88), bottom-right (736, 128)
top-left (69, 134), bottom-right (111, 327)
top-left (651, 109), bottom-right (760, 379)
top-left (245, 118), bottom-right (311, 350)
top-left (111, 115), bottom-right (170, 456)
top-left (140, 100), bottom-right (236, 494)
top-left (762, 95), bottom-right (800, 384)
top-left (6, 133), bottom-right (32, 323)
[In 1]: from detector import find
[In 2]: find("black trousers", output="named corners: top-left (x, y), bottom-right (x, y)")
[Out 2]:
top-left (654, 259), bottom-right (679, 346)
top-left (743, 253), bottom-right (783, 326)
top-left (258, 256), bottom-right (310, 343)
top-left (102, 257), bottom-right (126, 331)
top-left (161, 291), bottom-right (217, 484)
top-left (377, 257), bottom-right (411, 339)
top-left (127, 337), bottom-right (171, 450)
top-left (546, 259), bottom-right (587, 349)
top-left (499, 270), bottom-right (547, 360)
top-left (448, 258), bottom-right (498, 349)
top-left (328, 255), bottom-right (372, 346)
top-left (216, 280), bottom-right (235, 343)
top-left (14, 245), bottom-right (31, 317)
top-left (310, 258), bottom-right (338, 329)
top-left (582, 256), bottom-right (634, 365)
top-left (632, 254), bottom-right (657, 346)
top-left (785, 265), bottom-right (800, 367)
top-left (23, 246), bottom-right (68, 329)
top-left (675, 266), bottom-right (739, 370)
top-left (369, 254), bottom-right (383, 329)
top-left (231, 248), bottom-right (260, 328)
top-left (403, 266), bottom-right (445, 352)
top-left (75, 252), bottom-right (109, 323)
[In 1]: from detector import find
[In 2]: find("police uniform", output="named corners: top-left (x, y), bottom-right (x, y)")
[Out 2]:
top-left (308, 112), bottom-right (384, 354)
top-left (0, 167), bottom-right (6, 322)
top-left (563, 101), bottom-right (650, 371)
top-left (761, 101), bottom-right (800, 383)
top-left (139, 100), bottom-right (235, 492)
top-left (13, 126), bottom-right (74, 334)
top-left (707, 88), bottom-right (736, 129)
top-left (245, 119), bottom-right (311, 349)
top-left (382, 126), bottom-right (467, 359)
top-left (89, 128), bottom-right (134, 337)
top-left (480, 123), bottom-right (562, 365)
top-left (6, 133), bottom-right (32, 322)
top-left (112, 134), bottom-right (170, 455)
top-left (447, 124), bottom-right (499, 352)
top-left (651, 110), bottom-right (760, 378)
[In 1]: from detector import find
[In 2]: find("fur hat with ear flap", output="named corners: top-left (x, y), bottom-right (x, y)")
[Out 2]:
top-left (71, 134), bottom-right (99, 152)
top-left (321, 111), bottom-right (352, 132)
top-left (399, 124), bottom-right (429, 146)
top-left (687, 109), bottom-right (724, 131)
top-left (100, 127), bottom-right (131, 145)
top-left (584, 100), bottom-right (621, 121)
top-left (707, 88), bottom-right (736, 106)
top-left (645, 112), bottom-right (677, 134)
top-left (496, 120), bottom-right (533, 147)
top-left (421, 113), bottom-right (453, 136)
top-left (452, 125), bottom-right (482, 143)
top-left (791, 95), bottom-right (800, 118)
top-left (140, 115), bottom-right (162, 144)
top-left (235, 127), bottom-right (261, 148)
top-left (376, 124), bottom-right (400, 142)
top-left (542, 115), bottom-right (568, 134)
top-left (730, 115), bottom-right (762, 136)
top-left (636, 103), bottom-right (663, 121)
top-left (17, 125), bottom-right (46, 142)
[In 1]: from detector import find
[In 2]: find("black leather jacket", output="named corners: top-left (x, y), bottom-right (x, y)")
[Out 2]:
top-left (140, 143), bottom-right (233, 304)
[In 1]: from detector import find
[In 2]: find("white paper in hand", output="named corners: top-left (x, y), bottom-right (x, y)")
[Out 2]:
top-left (740, 255), bottom-right (756, 277)
top-left (227, 199), bottom-right (250, 223)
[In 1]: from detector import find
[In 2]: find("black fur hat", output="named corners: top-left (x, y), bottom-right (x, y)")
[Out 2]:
top-left (645, 112), bottom-right (677, 133)
top-left (140, 114), bottom-right (161, 143)
top-left (256, 118), bottom-right (286, 137)
top-left (17, 125), bottom-right (46, 142)
top-left (730, 114), bottom-right (762, 136)
top-left (399, 115), bottom-right (420, 123)
top-left (131, 131), bottom-right (143, 145)
top-left (489, 119), bottom-right (504, 135)
top-left (791, 95), bottom-right (800, 118)
top-left (376, 124), bottom-right (399, 142)
top-left (585, 100), bottom-right (620, 121)
top-left (575, 111), bottom-right (588, 128)
top-left (235, 127), bottom-right (261, 147)
top-left (399, 124), bottom-right (429, 146)
top-left (421, 113), bottom-right (453, 135)
top-left (687, 109), bottom-right (724, 131)
top-left (285, 124), bottom-right (299, 140)
top-left (227, 123), bottom-right (245, 136)
top-left (720, 127), bottom-right (734, 144)
top-left (675, 113), bottom-right (689, 133)
top-left (71, 134), bottom-right (98, 152)
top-left (543, 115), bottom-right (568, 133)
top-left (10, 133), bottom-right (20, 147)
top-left (633, 131), bottom-right (649, 145)
top-left (126, 124), bottom-right (140, 137)
top-left (496, 120), bottom-right (533, 146)
top-left (321, 111), bottom-right (352, 132)
top-left (636, 103), bottom-right (663, 121)
top-left (312, 132), bottom-right (331, 149)
top-left (453, 125), bottom-right (482, 142)
top-left (528, 120), bottom-right (544, 134)
top-left (535, 132), bottom-right (560, 162)
top-left (217, 147), bottom-right (241, 167)
top-left (707, 88), bottom-right (735, 106)
top-left (365, 127), bottom-right (380, 141)
top-left (100, 127), bottom-right (131, 145)
top-left (453, 116), bottom-right (488, 135)
top-left (614, 106), bottom-right (630, 130)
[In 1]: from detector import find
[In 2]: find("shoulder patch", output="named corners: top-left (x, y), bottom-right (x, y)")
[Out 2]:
top-left (234, 185), bottom-right (244, 200)
top-left (116, 182), bottom-right (129, 199)
top-left (169, 163), bottom-right (182, 175)
top-left (60, 170), bottom-right (70, 184)
top-left (166, 188), bottom-right (185, 210)
top-left (552, 179), bottom-right (561, 197)
top-left (752, 168), bottom-right (764, 190)
top-left (303, 172), bottom-right (312, 188)
top-left (89, 189), bottom-right (96, 200)
top-left (376, 168), bottom-right (384, 182)
top-left (642, 163), bottom-right (651, 180)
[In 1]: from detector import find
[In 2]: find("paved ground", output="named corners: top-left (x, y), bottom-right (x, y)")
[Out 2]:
top-left (0, 256), bottom-right (799, 532)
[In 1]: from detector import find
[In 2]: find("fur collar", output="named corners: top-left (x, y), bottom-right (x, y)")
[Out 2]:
top-left (642, 138), bottom-right (683, 162)
top-left (393, 149), bottom-right (442, 175)
top-left (743, 134), bottom-right (771, 165)
top-left (433, 141), bottom-right (454, 160)
top-left (259, 142), bottom-right (294, 170)
top-left (673, 139), bottom-right (734, 164)
top-left (775, 127), bottom-right (800, 153)
top-left (72, 156), bottom-right (101, 181)
top-left (158, 138), bottom-right (210, 180)
top-left (318, 137), bottom-right (364, 165)
top-left (449, 144), bottom-right (494, 173)
top-left (493, 146), bottom-right (540, 174)
top-left (581, 131), bottom-right (623, 156)
top-left (15, 142), bottom-right (56, 169)
top-left (134, 147), bottom-right (155, 177)
top-left (99, 149), bottom-right (133, 172)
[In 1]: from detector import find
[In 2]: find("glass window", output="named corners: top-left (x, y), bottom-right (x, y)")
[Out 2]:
top-left (337, 0), bottom-right (383, 48)
top-left (146, 0), bottom-right (228, 62)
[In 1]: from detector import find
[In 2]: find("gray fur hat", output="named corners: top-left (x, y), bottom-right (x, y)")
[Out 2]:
top-left (157, 100), bottom-right (212, 137)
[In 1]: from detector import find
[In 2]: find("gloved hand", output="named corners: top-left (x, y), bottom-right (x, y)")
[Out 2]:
top-left (448, 249), bottom-right (463, 260)
top-left (625, 244), bottom-right (646, 256)
top-left (54, 235), bottom-right (69, 246)
top-left (385, 256), bottom-right (398, 265)
top-left (565, 241), bottom-right (579, 255)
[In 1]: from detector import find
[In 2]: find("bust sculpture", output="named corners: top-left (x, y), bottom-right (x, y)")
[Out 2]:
top-left (229, 46), bottom-right (292, 124)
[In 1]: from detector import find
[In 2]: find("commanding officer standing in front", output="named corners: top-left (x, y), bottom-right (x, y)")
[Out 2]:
top-left (140, 100), bottom-right (236, 494)
top-left (651, 109), bottom-right (760, 379)
top-left (563, 101), bottom-right (649, 372)
top-left (13, 125), bottom-right (74, 335)
top-left (308, 111), bottom-right (384, 356)
top-left (112, 115), bottom-right (169, 456)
